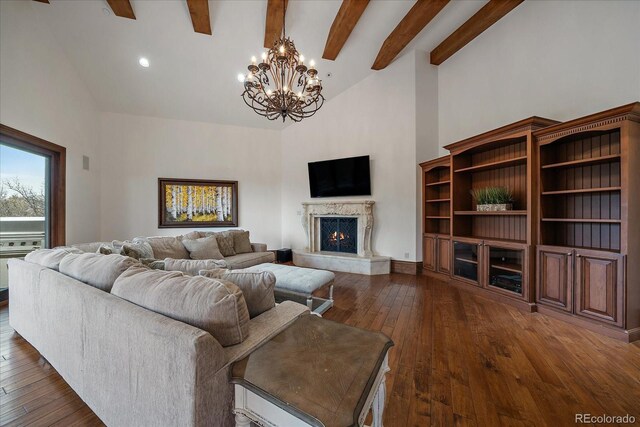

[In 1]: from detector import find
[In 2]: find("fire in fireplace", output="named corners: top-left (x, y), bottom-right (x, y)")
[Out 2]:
top-left (320, 217), bottom-right (357, 254)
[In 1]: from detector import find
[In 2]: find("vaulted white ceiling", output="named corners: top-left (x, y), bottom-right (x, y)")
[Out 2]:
top-left (28, 0), bottom-right (489, 129)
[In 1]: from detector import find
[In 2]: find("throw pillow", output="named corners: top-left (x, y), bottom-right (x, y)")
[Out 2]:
top-left (164, 258), bottom-right (227, 276)
top-left (121, 244), bottom-right (142, 260)
top-left (135, 236), bottom-right (190, 259)
top-left (216, 232), bottom-right (236, 257)
top-left (112, 266), bottom-right (250, 346)
top-left (233, 230), bottom-right (252, 254)
top-left (182, 235), bottom-right (224, 260)
top-left (59, 253), bottom-right (141, 292)
top-left (199, 269), bottom-right (276, 318)
top-left (141, 258), bottom-right (165, 270)
top-left (97, 245), bottom-right (114, 255)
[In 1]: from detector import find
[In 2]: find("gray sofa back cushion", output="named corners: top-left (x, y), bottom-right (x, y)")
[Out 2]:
top-left (199, 269), bottom-right (276, 318)
top-left (164, 258), bottom-right (227, 276)
top-left (182, 236), bottom-right (224, 260)
top-left (112, 267), bottom-right (250, 346)
top-left (24, 248), bottom-right (82, 271)
top-left (134, 236), bottom-right (189, 259)
top-left (59, 253), bottom-right (141, 292)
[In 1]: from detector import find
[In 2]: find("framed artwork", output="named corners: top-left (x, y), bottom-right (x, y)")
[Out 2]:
top-left (158, 178), bottom-right (238, 228)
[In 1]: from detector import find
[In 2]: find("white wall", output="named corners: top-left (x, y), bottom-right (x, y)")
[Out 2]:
top-left (438, 0), bottom-right (640, 148)
top-left (98, 113), bottom-right (283, 248)
top-left (281, 53), bottom-right (420, 261)
top-left (0, 0), bottom-right (101, 244)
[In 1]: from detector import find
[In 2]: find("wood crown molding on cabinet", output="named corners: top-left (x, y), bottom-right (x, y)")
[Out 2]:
top-left (443, 116), bottom-right (559, 154)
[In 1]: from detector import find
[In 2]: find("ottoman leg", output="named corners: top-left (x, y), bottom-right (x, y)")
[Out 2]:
top-left (306, 296), bottom-right (314, 310)
top-left (329, 284), bottom-right (334, 301)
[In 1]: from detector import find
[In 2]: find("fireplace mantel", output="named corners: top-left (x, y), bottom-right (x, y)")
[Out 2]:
top-left (296, 200), bottom-right (390, 275)
top-left (302, 200), bottom-right (375, 257)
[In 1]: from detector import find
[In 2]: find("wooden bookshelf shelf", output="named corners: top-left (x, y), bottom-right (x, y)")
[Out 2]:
top-left (455, 256), bottom-right (478, 265)
top-left (454, 210), bottom-right (527, 216)
top-left (542, 186), bottom-right (621, 195)
top-left (490, 262), bottom-right (522, 274)
top-left (425, 180), bottom-right (450, 187)
top-left (541, 154), bottom-right (620, 169)
top-left (454, 155), bottom-right (527, 173)
top-left (541, 218), bottom-right (621, 223)
top-left (426, 198), bottom-right (451, 203)
top-left (426, 216), bottom-right (450, 220)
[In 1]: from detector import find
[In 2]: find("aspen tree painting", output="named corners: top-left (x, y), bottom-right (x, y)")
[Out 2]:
top-left (158, 179), bottom-right (238, 227)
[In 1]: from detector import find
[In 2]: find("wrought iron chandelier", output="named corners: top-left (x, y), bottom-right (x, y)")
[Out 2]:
top-left (238, 11), bottom-right (324, 122)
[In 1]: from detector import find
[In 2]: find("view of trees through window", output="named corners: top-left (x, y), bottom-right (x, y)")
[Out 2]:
top-left (0, 144), bottom-right (46, 218)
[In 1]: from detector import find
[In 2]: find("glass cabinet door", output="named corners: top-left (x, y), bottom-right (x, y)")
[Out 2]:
top-left (453, 240), bottom-right (479, 283)
top-left (486, 246), bottom-right (524, 296)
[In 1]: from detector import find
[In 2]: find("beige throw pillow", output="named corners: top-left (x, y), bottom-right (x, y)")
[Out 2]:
top-left (233, 231), bottom-right (253, 254)
top-left (136, 236), bottom-right (190, 259)
top-left (199, 269), bottom-right (276, 318)
top-left (112, 267), bottom-right (250, 346)
top-left (182, 235), bottom-right (224, 260)
top-left (216, 232), bottom-right (236, 257)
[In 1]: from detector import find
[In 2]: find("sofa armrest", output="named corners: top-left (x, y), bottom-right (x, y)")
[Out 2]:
top-left (251, 243), bottom-right (268, 253)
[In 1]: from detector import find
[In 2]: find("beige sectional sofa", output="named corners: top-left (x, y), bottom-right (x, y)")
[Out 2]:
top-left (65, 230), bottom-right (276, 270)
top-left (9, 244), bottom-right (307, 426)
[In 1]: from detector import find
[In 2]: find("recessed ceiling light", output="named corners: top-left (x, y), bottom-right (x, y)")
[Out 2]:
top-left (139, 57), bottom-right (150, 68)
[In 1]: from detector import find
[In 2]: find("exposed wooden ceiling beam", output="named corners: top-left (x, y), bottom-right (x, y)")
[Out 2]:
top-left (264, 0), bottom-right (288, 49)
top-left (32, 0), bottom-right (50, 4)
top-left (105, 0), bottom-right (136, 20)
top-left (323, 0), bottom-right (370, 61)
top-left (430, 0), bottom-right (524, 65)
top-left (372, 0), bottom-right (450, 70)
top-left (186, 0), bottom-right (212, 35)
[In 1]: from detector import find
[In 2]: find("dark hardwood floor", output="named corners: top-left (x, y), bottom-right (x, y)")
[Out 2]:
top-left (1, 272), bottom-right (639, 426)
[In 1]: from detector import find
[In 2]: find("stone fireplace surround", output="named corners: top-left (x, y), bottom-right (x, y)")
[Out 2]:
top-left (293, 201), bottom-right (391, 275)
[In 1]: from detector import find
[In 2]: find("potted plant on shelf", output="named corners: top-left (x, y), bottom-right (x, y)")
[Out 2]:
top-left (471, 187), bottom-right (514, 211)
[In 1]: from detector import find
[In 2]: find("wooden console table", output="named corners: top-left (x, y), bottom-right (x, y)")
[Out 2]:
top-left (231, 314), bottom-right (393, 427)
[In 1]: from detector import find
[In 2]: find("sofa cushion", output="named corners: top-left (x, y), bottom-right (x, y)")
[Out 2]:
top-left (233, 231), bottom-right (253, 254)
top-left (24, 248), bottom-right (82, 271)
top-left (182, 235), bottom-right (224, 260)
top-left (199, 269), bottom-right (276, 318)
top-left (164, 258), bottom-right (227, 276)
top-left (112, 267), bottom-right (250, 346)
top-left (59, 253), bottom-right (140, 292)
top-left (224, 252), bottom-right (276, 270)
top-left (135, 236), bottom-right (190, 260)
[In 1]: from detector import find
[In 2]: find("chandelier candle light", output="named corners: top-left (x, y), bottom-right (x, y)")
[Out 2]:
top-left (238, 12), bottom-right (324, 122)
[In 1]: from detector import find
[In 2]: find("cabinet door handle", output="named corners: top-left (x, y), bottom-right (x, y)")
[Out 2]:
top-left (576, 254), bottom-right (582, 258)
top-left (567, 252), bottom-right (573, 256)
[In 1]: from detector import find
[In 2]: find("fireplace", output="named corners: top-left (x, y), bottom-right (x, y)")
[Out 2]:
top-left (295, 200), bottom-right (390, 275)
top-left (320, 217), bottom-right (357, 254)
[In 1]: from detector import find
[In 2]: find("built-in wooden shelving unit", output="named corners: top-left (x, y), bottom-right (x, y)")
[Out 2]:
top-left (533, 102), bottom-right (640, 342)
top-left (420, 156), bottom-right (452, 277)
top-left (419, 102), bottom-right (640, 342)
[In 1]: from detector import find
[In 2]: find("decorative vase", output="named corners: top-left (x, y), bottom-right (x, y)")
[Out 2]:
top-left (476, 203), bottom-right (513, 212)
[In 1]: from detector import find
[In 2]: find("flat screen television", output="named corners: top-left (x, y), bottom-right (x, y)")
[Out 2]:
top-left (308, 155), bottom-right (371, 198)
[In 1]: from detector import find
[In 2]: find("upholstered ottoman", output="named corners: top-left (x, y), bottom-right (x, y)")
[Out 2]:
top-left (243, 263), bottom-right (335, 314)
